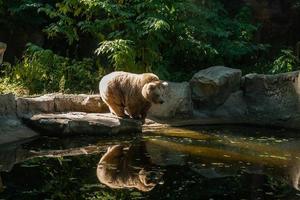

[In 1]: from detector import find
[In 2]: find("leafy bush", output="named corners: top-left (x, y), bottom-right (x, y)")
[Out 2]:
top-left (9, 43), bottom-right (103, 94)
top-left (0, 77), bottom-right (28, 95)
top-left (1, 0), bottom-right (288, 95)
top-left (269, 49), bottom-right (300, 74)
top-left (37, 0), bottom-right (266, 80)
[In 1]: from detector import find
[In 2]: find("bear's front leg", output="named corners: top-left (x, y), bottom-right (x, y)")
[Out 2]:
top-left (126, 105), bottom-right (142, 120)
top-left (140, 103), bottom-right (151, 124)
top-left (108, 104), bottom-right (129, 118)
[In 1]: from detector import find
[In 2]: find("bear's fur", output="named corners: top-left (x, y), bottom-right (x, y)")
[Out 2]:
top-left (99, 71), bottom-right (168, 122)
top-left (97, 144), bottom-right (162, 192)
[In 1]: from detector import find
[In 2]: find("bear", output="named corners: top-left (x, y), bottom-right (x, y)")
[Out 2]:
top-left (96, 144), bottom-right (163, 192)
top-left (99, 71), bottom-right (168, 123)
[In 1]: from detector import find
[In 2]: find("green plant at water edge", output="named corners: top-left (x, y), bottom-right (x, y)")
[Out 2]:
top-left (270, 49), bottom-right (300, 74)
top-left (10, 43), bottom-right (104, 94)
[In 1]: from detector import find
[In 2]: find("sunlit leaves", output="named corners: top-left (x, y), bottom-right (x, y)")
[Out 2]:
top-left (270, 49), bottom-right (300, 74)
top-left (95, 39), bottom-right (136, 71)
top-left (2, 0), bottom-right (269, 82)
top-left (140, 17), bottom-right (170, 33)
top-left (11, 43), bottom-right (99, 94)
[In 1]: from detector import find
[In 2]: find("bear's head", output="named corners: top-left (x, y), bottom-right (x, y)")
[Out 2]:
top-left (142, 81), bottom-right (168, 104)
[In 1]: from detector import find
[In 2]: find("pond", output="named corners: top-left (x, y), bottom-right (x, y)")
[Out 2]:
top-left (1, 125), bottom-right (300, 200)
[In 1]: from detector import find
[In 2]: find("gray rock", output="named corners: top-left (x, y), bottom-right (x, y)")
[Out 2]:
top-left (17, 93), bottom-right (108, 117)
top-left (212, 90), bottom-right (247, 121)
top-left (0, 93), bottom-right (16, 116)
top-left (0, 94), bottom-right (38, 146)
top-left (190, 66), bottom-right (242, 109)
top-left (148, 82), bottom-right (192, 119)
top-left (17, 95), bottom-right (55, 116)
top-left (22, 112), bottom-right (142, 136)
top-left (54, 94), bottom-right (108, 113)
top-left (242, 71), bottom-right (300, 129)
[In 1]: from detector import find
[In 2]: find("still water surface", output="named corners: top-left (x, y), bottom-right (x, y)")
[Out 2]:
top-left (1, 125), bottom-right (300, 200)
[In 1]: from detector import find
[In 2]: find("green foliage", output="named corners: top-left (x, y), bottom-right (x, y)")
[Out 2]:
top-left (270, 49), bottom-right (300, 74)
top-left (1, 0), bottom-right (295, 94)
top-left (36, 0), bottom-right (266, 80)
top-left (0, 0), bottom-right (45, 28)
top-left (8, 43), bottom-right (103, 94)
top-left (95, 39), bottom-right (136, 71)
top-left (0, 77), bottom-right (28, 95)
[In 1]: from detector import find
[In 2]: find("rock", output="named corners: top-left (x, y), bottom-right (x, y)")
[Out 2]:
top-left (148, 82), bottom-right (192, 119)
top-left (22, 112), bottom-right (142, 136)
top-left (0, 42), bottom-right (7, 65)
top-left (17, 93), bottom-right (108, 116)
top-left (16, 95), bottom-right (55, 116)
top-left (0, 94), bottom-right (38, 146)
top-left (193, 70), bottom-right (300, 129)
top-left (54, 94), bottom-right (108, 113)
top-left (190, 66), bottom-right (242, 109)
top-left (242, 71), bottom-right (300, 129)
top-left (211, 90), bottom-right (247, 121)
top-left (0, 93), bottom-right (16, 116)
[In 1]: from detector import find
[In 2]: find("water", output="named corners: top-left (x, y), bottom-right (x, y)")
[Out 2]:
top-left (1, 125), bottom-right (300, 200)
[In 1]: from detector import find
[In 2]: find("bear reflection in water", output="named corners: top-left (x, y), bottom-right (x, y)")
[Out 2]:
top-left (96, 143), bottom-right (164, 192)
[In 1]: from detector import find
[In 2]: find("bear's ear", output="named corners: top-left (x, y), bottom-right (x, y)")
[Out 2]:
top-left (161, 81), bottom-right (168, 88)
top-left (148, 82), bottom-right (156, 90)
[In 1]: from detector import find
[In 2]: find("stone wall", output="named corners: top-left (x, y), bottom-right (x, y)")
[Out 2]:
top-left (190, 66), bottom-right (300, 130)
top-left (2, 66), bottom-right (300, 134)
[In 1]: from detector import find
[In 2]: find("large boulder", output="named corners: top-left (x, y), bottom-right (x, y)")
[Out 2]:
top-left (22, 112), bottom-right (142, 136)
top-left (0, 93), bottom-right (16, 116)
top-left (17, 95), bottom-right (55, 116)
top-left (53, 94), bottom-right (108, 113)
top-left (148, 82), bottom-right (192, 119)
top-left (190, 66), bottom-right (242, 109)
top-left (211, 90), bottom-right (247, 121)
top-left (17, 93), bottom-right (108, 116)
top-left (0, 94), bottom-right (38, 146)
top-left (193, 70), bottom-right (300, 129)
top-left (242, 71), bottom-right (300, 129)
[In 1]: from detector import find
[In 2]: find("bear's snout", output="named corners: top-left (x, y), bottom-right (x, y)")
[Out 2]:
top-left (159, 100), bottom-right (164, 104)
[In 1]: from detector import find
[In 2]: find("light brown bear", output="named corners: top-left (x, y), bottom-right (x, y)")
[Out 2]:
top-left (96, 144), bottom-right (163, 192)
top-left (99, 71), bottom-right (168, 122)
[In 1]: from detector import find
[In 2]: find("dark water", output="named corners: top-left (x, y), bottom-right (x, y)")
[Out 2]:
top-left (1, 126), bottom-right (300, 200)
